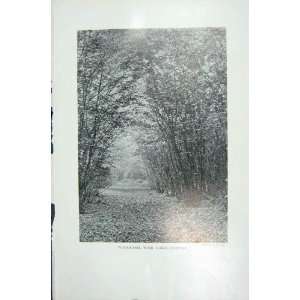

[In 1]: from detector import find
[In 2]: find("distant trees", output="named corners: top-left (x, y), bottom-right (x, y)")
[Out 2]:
top-left (78, 28), bottom-right (227, 211)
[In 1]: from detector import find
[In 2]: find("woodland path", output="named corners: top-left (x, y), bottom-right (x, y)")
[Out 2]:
top-left (80, 182), bottom-right (227, 243)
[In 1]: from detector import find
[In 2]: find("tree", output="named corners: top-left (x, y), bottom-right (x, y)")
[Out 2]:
top-left (78, 28), bottom-right (227, 211)
top-left (78, 30), bottom-right (139, 212)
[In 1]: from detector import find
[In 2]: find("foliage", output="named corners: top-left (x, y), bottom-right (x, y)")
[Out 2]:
top-left (78, 28), bottom-right (227, 212)
top-left (78, 30), bottom-right (139, 212)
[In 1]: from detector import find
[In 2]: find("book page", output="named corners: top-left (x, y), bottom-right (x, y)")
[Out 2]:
top-left (52, 1), bottom-right (248, 299)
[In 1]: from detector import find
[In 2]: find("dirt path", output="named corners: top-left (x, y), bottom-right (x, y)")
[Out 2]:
top-left (80, 185), bottom-right (227, 243)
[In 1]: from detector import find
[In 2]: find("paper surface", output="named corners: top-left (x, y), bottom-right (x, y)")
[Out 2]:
top-left (52, 0), bottom-right (248, 299)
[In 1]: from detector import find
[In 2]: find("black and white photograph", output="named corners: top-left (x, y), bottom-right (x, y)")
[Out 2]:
top-left (78, 28), bottom-right (227, 242)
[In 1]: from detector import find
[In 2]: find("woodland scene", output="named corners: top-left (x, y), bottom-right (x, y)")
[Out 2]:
top-left (78, 28), bottom-right (227, 242)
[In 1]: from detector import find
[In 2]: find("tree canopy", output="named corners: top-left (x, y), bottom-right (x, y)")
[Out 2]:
top-left (78, 28), bottom-right (227, 212)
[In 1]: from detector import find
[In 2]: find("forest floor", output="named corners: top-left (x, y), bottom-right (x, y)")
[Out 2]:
top-left (80, 181), bottom-right (227, 243)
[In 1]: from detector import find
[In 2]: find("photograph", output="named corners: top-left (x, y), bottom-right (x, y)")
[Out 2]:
top-left (78, 28), bottom-right (228, 242)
